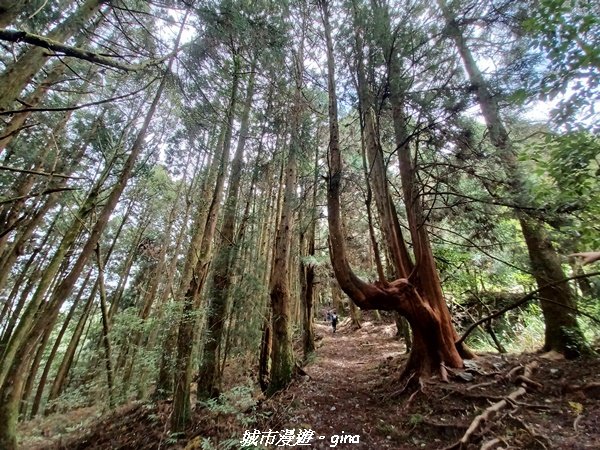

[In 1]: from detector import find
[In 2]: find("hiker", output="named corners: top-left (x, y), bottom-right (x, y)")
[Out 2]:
top-left (326, 311), bottom-right (332, 323)
top-left (331, 312), bottom-right (338, 333)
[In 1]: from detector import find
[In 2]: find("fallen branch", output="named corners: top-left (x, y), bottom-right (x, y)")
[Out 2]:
top-left (480, 437), bottom-right (502, 450)
top-left (446, 361), bottom-right (539, 449)
top-left (466, 381), bottom-right (496, 391)
top-left (457, 271), bottom-right (600, 346)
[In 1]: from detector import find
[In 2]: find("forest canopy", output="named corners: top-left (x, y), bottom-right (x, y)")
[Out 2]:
top-left (0, 0), bottom-right (598, 448)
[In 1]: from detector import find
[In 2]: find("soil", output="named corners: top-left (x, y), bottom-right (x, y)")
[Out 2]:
top-left (21, 319), bottom-right (600, 449)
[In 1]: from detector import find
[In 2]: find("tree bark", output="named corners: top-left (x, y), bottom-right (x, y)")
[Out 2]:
top-left (95, 246), bottom-right (114, 408)
top-left (29, 269), bottom-right (91, 418)
top-left (438, 0), bottom-right (587, 357)
top-left (267, 29), bottom-right (306, 393)
top-left (171, 52), bottom-right (240, 431)
top-left (0, 0), bottom-right (104, 113)
top-left (321, 0), bottom-right (463, 381)
top-left (45, 281), bottom-right (97, 414)
top-left (0, 26), bottom-right (182, 447)
top-left (197, 57), bottom-right (256, 400)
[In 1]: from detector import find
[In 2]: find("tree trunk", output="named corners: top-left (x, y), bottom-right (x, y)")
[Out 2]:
top-left (320, 0), bottom-right (462, 382)
top-left (394, 312), bottom-right (411, 351)
top-left (45, 280), bottom-right (97, 414)
top-left (0, 124), bottom-right (93, 294)
top-left (267, 22), bottom-right (307, 393)
top-left (0, 30), bottom-right (182, 447)
top-left (0, 21), bottom-right (102, 152)
top-left (0, 164), bottom-right (106, 388)
top-left (95, 246), bottom-right (114, 408)
top-left (29, 269), bottom-right (91, 418)
top-left (197, 57), bottom-right (256, 400)
top-left (0, 0), bottom-right (104, 113)
top-left (171, 51), bottom-right (239, 431)
top-left (350, 300), bottom-right (362, 329)
top-left (155, 149), bottom-right (213, 399)
top-left (0, 208), bottom-right (59, 336)
top-left (258, 309), bottom-right (272, 393)
top-left (19, 324), bottom-right (52, 418)
top-left (438, 0), bottom-right (587, 356)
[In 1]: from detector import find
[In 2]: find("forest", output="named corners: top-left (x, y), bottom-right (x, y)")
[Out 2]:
top-left (0, 0), bottom-right (599, 449)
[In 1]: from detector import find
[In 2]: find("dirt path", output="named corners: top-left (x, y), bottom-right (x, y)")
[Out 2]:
top-left (22, 319), bottom-right (600, 449)
top-left (266, 320), bottom-right (600, 450)
top-left (271, 320), bottom-right (413, 449)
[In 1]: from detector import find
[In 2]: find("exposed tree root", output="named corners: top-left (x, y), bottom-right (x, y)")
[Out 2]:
top-left (466, 381), bottom-right (496, 391)
top-left (444, 360), bottom-right (540, 449)
top-left (480, 437), bottom-right (503, 450)
top-left (514, 374), bottom-right (542, 390)
top-left (564, 381), bottom-right (600, 397)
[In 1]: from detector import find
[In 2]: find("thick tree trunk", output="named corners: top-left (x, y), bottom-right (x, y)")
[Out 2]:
top-left (394, 312), bottom-right (411, 350)
top-left (321, 0), bottom-right (462, 382)
top-left (171, 53), bottom-right (239, 431)
top-left (438, 0), bottom-right (587, 356)
top-left (0, 0), bottom-right (104, 113)
top-left (350, 301), bottom-right (362, 329)
top-left (197, 58), bottom-right (256, 400)
top-left (520, 218), bottom-right (582, 355)
top-left (267, 26), bottom-right (306, 393)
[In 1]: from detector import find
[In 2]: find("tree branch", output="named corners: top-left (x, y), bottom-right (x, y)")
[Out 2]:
top-left (0, 28), bottom-right (166, 71)
top-left (0, 77), bottom-right (158, 116)
top-left (457, 271), bottom-right (600, 346)
top-left (0, 164), bottom-right (82, 179)
top-left (0, 187), bottom-right (76, 205)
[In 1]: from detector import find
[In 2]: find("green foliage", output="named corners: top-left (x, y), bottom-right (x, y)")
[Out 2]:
top-left (523, 0), bottom-right (600, 130)
top-left (524, 130), bottom-right (600, 248)
top-left (408, 414), bottom-right (424, 426)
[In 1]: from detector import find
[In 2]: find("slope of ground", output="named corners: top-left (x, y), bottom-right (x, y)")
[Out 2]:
top-left (260, 321), bottom-right (600, 449)
top-left (21, 320), bottom-right (600, 449)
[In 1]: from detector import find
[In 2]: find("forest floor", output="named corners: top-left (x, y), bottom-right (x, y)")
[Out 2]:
top-left (21, 319), bottom-right (600, 449)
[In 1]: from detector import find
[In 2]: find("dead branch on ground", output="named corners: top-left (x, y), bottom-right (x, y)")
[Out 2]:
top-left (444, 360), bottom-right (540, 449)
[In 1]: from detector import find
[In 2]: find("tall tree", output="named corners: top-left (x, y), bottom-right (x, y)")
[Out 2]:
top-left (438, 0), bottom-right (588, 357)
top-left (0, 17), bottom-right (186, 447)
top-left (321, 0), bottom-right (464, 381)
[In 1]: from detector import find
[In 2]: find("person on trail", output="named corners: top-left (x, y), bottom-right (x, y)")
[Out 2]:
top-left (326, 311), bottom-right (332, 323)
top-left (331, 312), bottom-right (338, 333)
